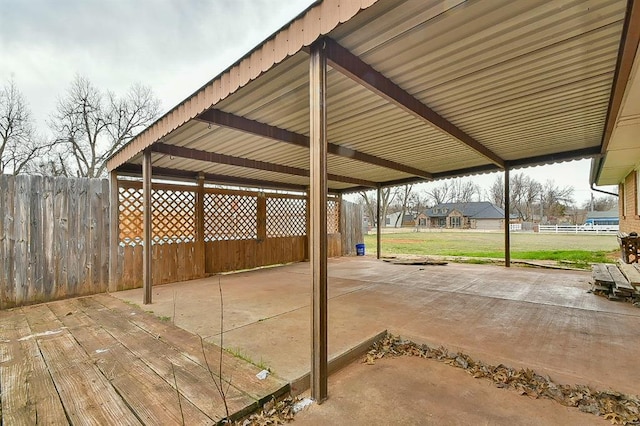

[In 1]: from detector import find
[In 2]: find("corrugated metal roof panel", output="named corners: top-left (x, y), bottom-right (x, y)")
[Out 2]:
top-left (109, 0), bottom-right (633, 193)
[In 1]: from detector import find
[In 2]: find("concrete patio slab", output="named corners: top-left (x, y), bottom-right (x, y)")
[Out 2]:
top-left (113, 257), bottom-right (640, 419)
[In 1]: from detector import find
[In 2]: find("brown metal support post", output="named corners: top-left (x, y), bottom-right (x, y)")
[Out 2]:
top-left (196, 172), bottom-right (206, 277)
top-left (504, 167), bottom-right (511, 268)
top-left (305, 187), bottom-right (310, 261)
top-left (309, 40), bottom-right (328, 403)
top-left (142, 148), bottom-right (153, 304)
top-left (376, 186), bottom-right (381, 259)
top-left (108, 170), bottom-right (119, 292)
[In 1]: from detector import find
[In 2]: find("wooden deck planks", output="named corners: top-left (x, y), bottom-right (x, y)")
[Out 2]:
top-left (47, 299), bottom-right (215, 426)
top-left (22, 304), bottom-right (143, 425)
top-left (617, 261), bottom-right (640, 288)
top-left (1, 295), bottom-right (285, 424)
top-left (606, 264), bottom-right (635, 291)
top-left (92, 294), bottom-right (289, 402)
top-left (75, 296), bottom-right (256, 421)
top-left (591, 263), bottom-right (614, 285)
top-left (0, 309), bottom-right (68, 425)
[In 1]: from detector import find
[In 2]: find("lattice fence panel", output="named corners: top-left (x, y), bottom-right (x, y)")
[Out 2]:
top-left (204, 193), bottom-right (257, 240)
top-left (266, 197), bottom-right (306, 237)
top-left (118, 186), bottom-right (196, 245)
top-left (327, 199), bottom-right (340, 234)
top-left (119, 186), bottom-right (143, 244)
top-left (151, 189), bottom-right (196, 244)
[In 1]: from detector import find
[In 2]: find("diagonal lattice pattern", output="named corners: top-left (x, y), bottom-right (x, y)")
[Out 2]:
top-left (266, 197), bottom-right (306, 237)
top-left (119, 186), bottom-right (144, 245)
top-left (204, 193), bottom-right (257, 240)
top-left (119, 186), bottom-right (196, 245)
top-left (151, 189), bottom-right (196, 244)
top-left (327, 199), bottom-right (340, 234)
top-left (119, 183), bottom-right (341, 245)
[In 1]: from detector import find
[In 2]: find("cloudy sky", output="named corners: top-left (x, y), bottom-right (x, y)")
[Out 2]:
top-left (0, 0), bottom-right (616, 204)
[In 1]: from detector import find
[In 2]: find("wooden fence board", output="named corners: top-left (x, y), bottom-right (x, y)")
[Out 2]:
top-left (100, 179), bottom-right (110, 290)
top-left (29, 175), bottom-right (44, 303)
top-left (68, 178), bottom-right (80, 297)
top-left (54, 177), bottom-right (69, 300)
top-left (13, 175), bottom-right (29, 305)
top-left (0, 176), bottom-right (10, 307)
top-left (42, 176), bottom-right (56, 300)
top-left (1, 175), bottom-right (112, 307)
top-left (76, 178), bottom-right (89, 295)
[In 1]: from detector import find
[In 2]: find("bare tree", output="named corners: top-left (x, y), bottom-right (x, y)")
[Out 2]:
top-left (359, 187), bottom-right (396, 227)
top-left (425, 179), bottom-right (480, 205)
top-left (49, 75), bottom-right (160, 177)
top-left (0, 79), bottom-right (43, 174)
top-left (392, 184), bottom-right (413, 227)
top-left (488, 173), bottom-right (543, 221)
top-left (583, 195), bottom-right (617, 211)
top-left (541, 180), bottom-right (574, 219)
top-left (487, 175), bottom-right (505, 209)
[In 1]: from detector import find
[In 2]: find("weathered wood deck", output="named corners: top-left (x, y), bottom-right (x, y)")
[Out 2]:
top-left (0, 294), bottom-right (288, 425)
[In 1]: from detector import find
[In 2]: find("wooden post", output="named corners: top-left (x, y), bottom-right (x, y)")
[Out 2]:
top-left (504, 167), bottom-right (511, 268)
top-left (195, 172), bottom-right (206, 277)
top-left (309, 40), bottom-right (328, 403)
top-left (257, 193), bottom-right (267, 242)
top-left (108, 171), bottom-right (119, 292)
top-left (376, 186), bottom-right (382, 259)
top-left (142, 149), bottom-right (153, 304)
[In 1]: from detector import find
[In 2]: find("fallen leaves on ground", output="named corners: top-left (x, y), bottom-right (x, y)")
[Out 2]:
top-left (236, 395), bottom-right (299, 426)
top-left (364, 333), bottom-right (640, 425)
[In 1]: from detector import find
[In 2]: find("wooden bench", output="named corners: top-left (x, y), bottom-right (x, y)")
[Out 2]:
top-left (617, 232), bottom-right (640, 264)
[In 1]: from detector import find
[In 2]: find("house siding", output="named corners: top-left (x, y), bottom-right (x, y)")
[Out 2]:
top-left (620, 171), bottom-right (640, 233)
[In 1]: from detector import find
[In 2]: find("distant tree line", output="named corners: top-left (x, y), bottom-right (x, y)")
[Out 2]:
top-left (359, 174), bottom-right (617, 226)
top-left (1, 76), bottom-right (160, 177)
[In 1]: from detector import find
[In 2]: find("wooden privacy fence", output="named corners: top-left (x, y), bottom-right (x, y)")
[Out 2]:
top-left (1, 175), bottom-right (110, 308)
top-left (115, 180), bottom-right (362, 290)
top-left (0, 174), bottom-right (363, 308)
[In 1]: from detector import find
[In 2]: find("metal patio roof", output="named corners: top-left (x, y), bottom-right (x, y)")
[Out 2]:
top-left (107, 0), bottom-right (639, 193)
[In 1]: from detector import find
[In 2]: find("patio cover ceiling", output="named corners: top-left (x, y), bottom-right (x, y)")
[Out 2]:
top-left (107, 0), bottom-right (638, 193)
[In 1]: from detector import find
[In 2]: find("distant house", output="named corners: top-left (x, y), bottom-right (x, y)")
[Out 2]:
top-left (385, 212), bottom-right (415, 228)
top-left (423, 202), bottom-right (509, 230)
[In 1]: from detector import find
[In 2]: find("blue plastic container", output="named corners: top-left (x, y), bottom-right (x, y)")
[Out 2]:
top-left (356, 243), bottom-right (365, 256)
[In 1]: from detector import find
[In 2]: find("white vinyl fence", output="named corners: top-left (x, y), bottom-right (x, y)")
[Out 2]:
top-left (537, 224), bottom-right (618, 234)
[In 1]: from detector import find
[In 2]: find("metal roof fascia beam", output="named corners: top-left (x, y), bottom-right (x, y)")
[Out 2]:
top-left (323, 37), bottom-right (505, 169)
top-left (601, 0), bottom-right (640, 154)
top-left (150, 142), bottom-right (377, 188)
top-left (196, 109), bottom-right (432, 179)
top-left (116, 163), bottom-right (309, 191)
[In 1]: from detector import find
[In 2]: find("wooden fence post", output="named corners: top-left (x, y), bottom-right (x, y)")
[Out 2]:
top-left (109, 171), bottom-right (119, 292)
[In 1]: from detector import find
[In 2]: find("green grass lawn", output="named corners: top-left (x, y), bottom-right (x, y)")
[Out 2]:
top-left (363, 231), bottom-right (619, 267)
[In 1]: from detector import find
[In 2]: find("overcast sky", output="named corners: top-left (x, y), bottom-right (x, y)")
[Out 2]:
top-left (0, 0), bottom-right (616, 204)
